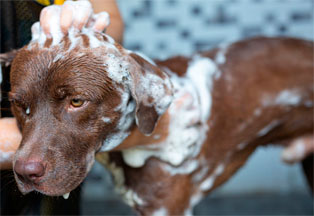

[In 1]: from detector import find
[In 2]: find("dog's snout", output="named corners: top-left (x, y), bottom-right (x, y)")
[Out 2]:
top-left (14, 160), bottom-right (45, 183)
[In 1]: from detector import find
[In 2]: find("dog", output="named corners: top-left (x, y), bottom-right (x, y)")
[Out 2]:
top-left (1, 21), bottom-right (313, 215)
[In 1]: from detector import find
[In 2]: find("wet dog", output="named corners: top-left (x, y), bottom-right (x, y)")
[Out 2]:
top-left (2, 26), bottom-right (313, 215)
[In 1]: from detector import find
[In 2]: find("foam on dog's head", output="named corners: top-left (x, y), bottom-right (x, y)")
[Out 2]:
top-left (25, 22), bottom-right (173, 147)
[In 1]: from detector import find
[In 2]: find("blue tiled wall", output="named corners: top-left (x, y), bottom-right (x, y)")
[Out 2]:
top-left (118, 0), bottom-right (313, 59)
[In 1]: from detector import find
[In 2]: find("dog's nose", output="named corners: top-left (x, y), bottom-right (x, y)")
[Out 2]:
top-left (14, 160), bottom-right (45, 183)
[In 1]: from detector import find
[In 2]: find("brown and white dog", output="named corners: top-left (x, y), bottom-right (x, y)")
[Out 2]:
top-left (1, 18), bottom-right (313, 215)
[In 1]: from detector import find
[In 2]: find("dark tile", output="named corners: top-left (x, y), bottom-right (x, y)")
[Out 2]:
top-left (241, 26), bottom-right (262, 38)
top-left (265, 13), bottom-right (276, 22)
top-left (157, 42), bottom-right (167, 50)
top-left (125, 43), bottom-right (143, 52)
top-left (156, 19), bottom-right (177, 28)
top-left (143, 0), bottom-right (152, 9)
top-left (167, 0), bottom-right (177, 6)
top-left (191, 5), bottom-right (202, 16)
top-left (205, 6), bottom-right (237, 25)
top-left (180, 29), bottom-right (191, 39)
top-left (193, 40), bottom-right (218, 51)
top-left (291, 12), bottom-right (312, 21)
top-left (278, 24), bottom-right (288, 33)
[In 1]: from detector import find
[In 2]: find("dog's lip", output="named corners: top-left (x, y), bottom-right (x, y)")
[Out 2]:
top-left (15, 178), bottom-right (73, 197)
top-left (17, 184), bottom-right (35, 195)
top-left (33, 187), bottom-right (73, 197)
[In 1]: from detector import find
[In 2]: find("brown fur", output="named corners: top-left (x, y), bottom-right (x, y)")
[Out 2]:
top-left (5, 36), bottom-right (313, 215)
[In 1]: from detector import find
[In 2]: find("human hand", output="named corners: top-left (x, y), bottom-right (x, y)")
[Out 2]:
top-left (35, 0), bottom-right (110, 39)
top-left (0, 118), bottom-right (22, 169)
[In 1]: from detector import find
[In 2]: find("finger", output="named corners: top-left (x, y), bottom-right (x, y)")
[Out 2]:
top-left (40, 6), bottom-right (62, 38)
top-left (60, 4), bottom-right (74, 35)
top-left (40, 7), bottom-right (51, 37)
top-left (92, 12), bottom-right (110, 32)
top-left (0, 118), bottom-right (22, 152)
top-left (31, 22), bottom-right (40, 39)
top-left (65, 0), bottom-right (92, 31)
top-left (281, 135), bottom-right (314, 164)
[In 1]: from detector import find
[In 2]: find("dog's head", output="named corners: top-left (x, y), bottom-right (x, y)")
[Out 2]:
top-left (7, 30), bottom-right (173, 196)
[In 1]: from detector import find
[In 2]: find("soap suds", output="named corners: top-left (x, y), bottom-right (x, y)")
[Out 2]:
top-left (101, 90), bottom-right (136, 151)
top-left (237, 142), bottom-right (248, 150)
top-left (215, 42), bottom-right (230, 65)
top-left (97, 153), bottom-right (144, 207)
top-left (263, 89), bottom-right (302, 107)
top-left (200, 164), bottom-right (225, 191)
top-left (152, 207), bottom-right (168, 216)
top-left (257, 120), bottom-right (280, 137)
top-left (162, 160), bottom-right (199, 176)
top-left (101, 117), bottom-right (111, 123)
top-left (122, 55), bottom-right (219, 169)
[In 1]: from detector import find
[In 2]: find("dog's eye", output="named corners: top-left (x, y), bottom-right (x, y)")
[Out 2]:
top-left (70, 99), bottom-right (84, 107)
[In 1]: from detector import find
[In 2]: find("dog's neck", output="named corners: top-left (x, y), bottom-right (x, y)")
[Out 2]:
top-left (112, 55), bottom-right (221, 168)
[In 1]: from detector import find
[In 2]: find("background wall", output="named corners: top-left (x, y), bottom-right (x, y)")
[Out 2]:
top-left (120, 0), bottom-right (313, 59)
top-left (83, 0), bottom-right (313, 213)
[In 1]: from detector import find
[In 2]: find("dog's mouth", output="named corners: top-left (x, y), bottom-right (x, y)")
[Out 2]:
top-left (14, 170), bottom-right (85, 199)
top-left (13, 150), bottom-right (96, 198)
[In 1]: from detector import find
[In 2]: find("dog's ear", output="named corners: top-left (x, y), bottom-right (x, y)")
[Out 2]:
top-left (128, 53), bottom-right (173, 135)
top-left (0, 49), bottom-right (19, 67)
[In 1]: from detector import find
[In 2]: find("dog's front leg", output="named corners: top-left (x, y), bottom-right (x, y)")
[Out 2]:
top-left (97, 151), bottom-right (197, 216)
